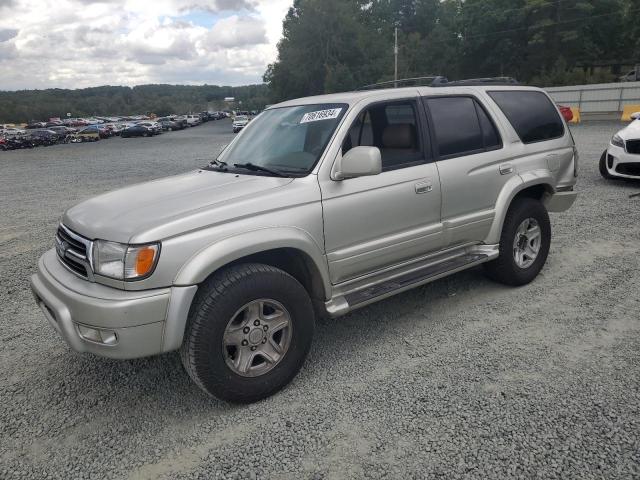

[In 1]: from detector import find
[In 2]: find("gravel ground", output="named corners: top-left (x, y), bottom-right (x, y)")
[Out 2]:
top-left (1, 119), bottom-right (639, 480)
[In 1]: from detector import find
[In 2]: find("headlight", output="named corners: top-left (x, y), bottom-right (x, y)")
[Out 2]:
top-left (611, 134), bottom-right (625, 148)
top-left (93, 240), bottom-right (160, 280)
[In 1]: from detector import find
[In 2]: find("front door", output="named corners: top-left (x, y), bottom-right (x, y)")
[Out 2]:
top-left (319, 98), bottom-right (443, 284)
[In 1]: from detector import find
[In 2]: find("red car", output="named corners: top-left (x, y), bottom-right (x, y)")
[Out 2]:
top-left (558, 105), bottom-right (573, 123)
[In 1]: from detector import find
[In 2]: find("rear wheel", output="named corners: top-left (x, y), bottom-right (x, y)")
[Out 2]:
top-left (599, 150), bottom-right (614, 179)
top-left (181, 263), bottom-right (315, 403)
top-left (484, 197), bottom-right (551, 286)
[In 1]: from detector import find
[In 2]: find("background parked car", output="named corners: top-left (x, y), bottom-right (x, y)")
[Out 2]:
top-left (159, 119), bottom-right (183, 131)
top-left (48, 126), bottom-right (77, 138)
top-left (103, 123), bottom-right (125, 136)
top-left (71, 127), bottom-right (100, 142)
top-left (232, 115), bottom-right (249, 133)
top-left (121, 124), bottom-right (154, 138)
top-left (186, 114), bottom-right (201, 127)
top-left (619, 65), bottom-right (640, 82)
top-left (600, 112), bottom-right (640, 180)
top-left (173, 115), bottom-right (189, 128)
top-left (3, 135), bottom-right (35, 149)
top-left (136, 121), bottom-right (162, 134)
top-left (558, 105), bottom-right (574, 123)
top-left (27, 129), bottom-right (60, 146)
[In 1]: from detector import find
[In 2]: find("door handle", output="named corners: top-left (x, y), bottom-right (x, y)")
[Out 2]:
top-left (499, 163), bottom-right (514, 175)
top-left (415, 181), bottom-right (433, 194)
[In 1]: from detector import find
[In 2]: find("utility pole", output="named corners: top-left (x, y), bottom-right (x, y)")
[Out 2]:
top-left (394, 27), bottom-right (398, 88)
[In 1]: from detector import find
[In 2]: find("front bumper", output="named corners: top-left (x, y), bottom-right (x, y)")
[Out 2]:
top-left (30, 249), bottom-right (196, 359)
top-left (605, 143), bottom-right (640, 179)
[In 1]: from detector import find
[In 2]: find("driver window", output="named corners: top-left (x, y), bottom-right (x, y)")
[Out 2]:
top-left (342, 100), bottom-right (425, 171)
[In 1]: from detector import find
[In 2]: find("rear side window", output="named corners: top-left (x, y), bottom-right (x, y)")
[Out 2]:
top-left (425, 96), bottom-right (502, 158)
top-left (488, 90), bottom-right (564, 144)
top-left (476, 104), bottom-right (501, 149)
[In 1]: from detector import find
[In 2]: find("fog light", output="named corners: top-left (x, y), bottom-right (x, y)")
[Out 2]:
top-left (77, 325), bottom-right (118, 345)
top-left (100, 330), bottom-right (118, 345)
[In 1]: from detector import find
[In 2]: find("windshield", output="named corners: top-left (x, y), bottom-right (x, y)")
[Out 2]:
top-left (219, 103), bottom-right (347, 175)
top-left (235, 116), bottom-right (248, 121)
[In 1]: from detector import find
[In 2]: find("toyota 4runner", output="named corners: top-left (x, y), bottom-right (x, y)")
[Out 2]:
top-left (31, 78), bottom-right (578, 403)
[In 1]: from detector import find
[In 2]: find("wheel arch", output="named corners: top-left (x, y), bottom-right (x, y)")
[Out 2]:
top-left (174, 227), bottom-right (331, 303)
top-left (485, 171), bottom-right (555, 244)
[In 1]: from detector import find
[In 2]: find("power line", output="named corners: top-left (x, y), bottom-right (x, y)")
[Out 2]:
top-left (461, 0), bottom-right (583, 17)
top-left (462, 7), bottom-right (637, 40)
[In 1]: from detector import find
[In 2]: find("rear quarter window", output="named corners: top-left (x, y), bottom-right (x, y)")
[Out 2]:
top-left (488, 90), bottom-right (564, 144)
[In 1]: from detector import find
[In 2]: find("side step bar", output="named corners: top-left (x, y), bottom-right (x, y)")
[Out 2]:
top-left (340, 253), bottom-right (488, 312)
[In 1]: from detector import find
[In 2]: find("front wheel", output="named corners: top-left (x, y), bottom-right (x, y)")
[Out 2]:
top-left (181, 263), bottom-right (315, 403)
top-left (484, 197), bottom-right (551, 286)
top-left (599, 150), bottom-right (614, 179)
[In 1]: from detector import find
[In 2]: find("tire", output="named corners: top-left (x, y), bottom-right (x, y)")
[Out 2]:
top-left (599, 150), bottom-right (614, 179)
top-left (483, 197), bottom-right (551, 286)
top-left (181, 263), bottom-right (315, 403)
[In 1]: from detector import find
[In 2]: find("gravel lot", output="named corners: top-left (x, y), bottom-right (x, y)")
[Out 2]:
top-left (1, 119), bottom-right (639, 480)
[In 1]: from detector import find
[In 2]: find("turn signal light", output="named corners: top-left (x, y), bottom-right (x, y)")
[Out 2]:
top-left (135, 247), bottom-right (156, 276)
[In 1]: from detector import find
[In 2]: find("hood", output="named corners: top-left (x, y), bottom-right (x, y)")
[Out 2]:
top-left (63, 170), bottom-right (293, 243)
top-left (620, 120), bottom-right (640, 140)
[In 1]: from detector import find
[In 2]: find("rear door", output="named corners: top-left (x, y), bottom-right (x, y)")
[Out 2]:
top-left (422, 94), bottom-right (509, 246)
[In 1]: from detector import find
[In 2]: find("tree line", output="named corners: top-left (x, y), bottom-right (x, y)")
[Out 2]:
top-left (0, 84), bottom-right (269, 124)
top-left (264, 0), bottom-right (640, 102)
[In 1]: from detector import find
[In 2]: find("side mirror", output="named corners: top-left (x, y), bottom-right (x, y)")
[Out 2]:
top-left (334, 146), bottom-right (382, 180)
top-left (631, 112), bottom-right (640, 121)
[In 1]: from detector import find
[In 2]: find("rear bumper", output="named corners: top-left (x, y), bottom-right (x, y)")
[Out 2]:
top-left (30, 249), bottom-right (197, 359)
top-left (606, 144), bottom-right (640, 179)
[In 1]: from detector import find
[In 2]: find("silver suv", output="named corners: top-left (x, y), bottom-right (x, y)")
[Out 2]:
top-left (31, 80), bottom-right (578, 403)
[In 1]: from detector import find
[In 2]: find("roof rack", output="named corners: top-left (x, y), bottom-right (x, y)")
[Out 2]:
top-left (357, 76), bottom-right (449, 91)
top-left (356, 76), bottom-right (519, 91)
top-left (433, 77), bottom-right (520, 87)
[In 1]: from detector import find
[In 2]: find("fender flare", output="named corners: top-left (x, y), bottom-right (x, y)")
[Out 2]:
top-left (485, 170), bottom-right (555, 244)
top-left (173, 226), bottom-right (332, 299)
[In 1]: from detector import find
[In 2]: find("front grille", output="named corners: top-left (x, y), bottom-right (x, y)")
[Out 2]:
top-left (55, 225), bottom-right (93, 279)
top-left (627, 140), bottom-right (640, 155)
top-left (616, 163), bottom-right (640, 177)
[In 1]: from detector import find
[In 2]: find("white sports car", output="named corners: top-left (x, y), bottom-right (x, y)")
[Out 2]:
top-left (600, 112), bottom-right (640, 179)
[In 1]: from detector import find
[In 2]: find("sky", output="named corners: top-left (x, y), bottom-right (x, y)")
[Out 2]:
top-left (0, 0), bottom-right (293, 90)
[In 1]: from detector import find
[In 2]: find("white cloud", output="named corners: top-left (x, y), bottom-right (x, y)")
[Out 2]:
top-left (204, 15), bottom-right (267, 50)
top-left (0, 0), bottom-right (293, 90)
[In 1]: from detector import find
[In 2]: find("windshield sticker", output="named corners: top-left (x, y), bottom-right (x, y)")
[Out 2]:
top-left (300, 108), bottom-right (342, 124)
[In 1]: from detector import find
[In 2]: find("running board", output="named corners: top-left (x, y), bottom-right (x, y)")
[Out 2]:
top-left (329, 253), bottom-right (489, 315)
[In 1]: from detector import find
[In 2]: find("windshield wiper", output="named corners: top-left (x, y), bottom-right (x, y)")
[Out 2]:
top-left (203, 159), bottom-right (229, 172)
top-left (233, 163), bottom-right (288, 177)
top-left (210, 159), bottom-right (228, 168)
